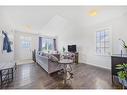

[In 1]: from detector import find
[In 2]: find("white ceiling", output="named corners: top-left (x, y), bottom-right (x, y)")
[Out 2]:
top-left (1, 6), bottom-right (127, 33)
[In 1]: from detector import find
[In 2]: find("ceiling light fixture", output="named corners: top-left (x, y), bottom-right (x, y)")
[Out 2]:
top-left (89, 10), bottom-right (97, 16)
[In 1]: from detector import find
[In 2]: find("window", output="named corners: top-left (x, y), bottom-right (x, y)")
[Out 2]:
top-left (39, 37), bottom-right (56, 52)
top-left (20, 36), bottom-right (31, 48)
top-left (96, 28), bottom-right (111, 55)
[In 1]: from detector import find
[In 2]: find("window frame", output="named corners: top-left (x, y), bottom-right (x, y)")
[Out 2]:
top-left (41, 37), bottom-right (54, 51)
top-left (20, 36), bottom-right (31, 49)
top-left (39, 36), bottom-right (57, 52)
top-left (95, 27), bottom-right (112, 56)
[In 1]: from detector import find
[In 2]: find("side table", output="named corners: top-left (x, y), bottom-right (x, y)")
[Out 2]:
top-left (0, 62), bottom-right (16, 88)
top-left (58, 59), bottom-right (73, 86)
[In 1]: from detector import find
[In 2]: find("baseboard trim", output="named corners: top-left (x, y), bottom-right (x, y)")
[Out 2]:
top-left (79, 62), bottom-right (111, 70)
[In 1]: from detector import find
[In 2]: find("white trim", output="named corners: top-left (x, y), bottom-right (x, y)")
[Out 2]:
top-left (39, 34), bottom-right (57, 40)
top-left (95, 26), bottom-right (112, 56)
top-left (79, 61), bottom-right (111, 70)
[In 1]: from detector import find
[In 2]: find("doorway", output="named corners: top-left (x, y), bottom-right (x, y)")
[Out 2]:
top-left (14, 32), bottom-right (38, 65)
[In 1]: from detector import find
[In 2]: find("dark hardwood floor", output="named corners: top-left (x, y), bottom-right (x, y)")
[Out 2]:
top-left (7, 63), bottom-right (113, 89)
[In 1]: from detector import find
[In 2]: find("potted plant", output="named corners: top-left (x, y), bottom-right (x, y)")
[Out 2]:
top-left (116, 63), bottom-right (127, 87)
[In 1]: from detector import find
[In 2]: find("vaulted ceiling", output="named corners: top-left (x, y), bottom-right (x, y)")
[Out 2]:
top-left (1, 6), bottom-right (127, 33)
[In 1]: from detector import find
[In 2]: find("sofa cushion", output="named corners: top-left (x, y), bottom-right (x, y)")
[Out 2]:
top-left (40, 51), bottom-right (44, 56)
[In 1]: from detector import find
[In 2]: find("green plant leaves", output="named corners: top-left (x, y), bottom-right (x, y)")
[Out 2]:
top-left (116, 63), bottom-right (127, 69)
top-left (117, 71), bottom-right (127, 80)
top-left (116, 63), bottom-right (127, 80)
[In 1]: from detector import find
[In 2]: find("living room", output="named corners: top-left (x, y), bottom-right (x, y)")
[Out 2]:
top-left (0, 6), bottom-right (127, 89)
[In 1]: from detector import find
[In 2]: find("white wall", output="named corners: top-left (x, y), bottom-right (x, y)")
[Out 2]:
top-left (14, 31), bottom-right (38, 61)
top-left (40, 13), bottom-right (127, 69)
top-left (83, 14), bottom-right (127, 69)
top-left (0, 27), bottom-right (38, 63)
top-left (0, 10), bottom-right (15, 63)
top-left (40, 15), bottom-right (81, 52)
top-left (0, 28), bottom-right (15, 63)
top-left (1, 7), bottom-right (127, 69)
top-left (78, 13), bottom-right (127, 69)
top-left (0, 8), bottom-right (39, 62)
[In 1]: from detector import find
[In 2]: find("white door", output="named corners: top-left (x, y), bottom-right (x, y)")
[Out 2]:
top-left (19, 36), bottom-right (32, 60)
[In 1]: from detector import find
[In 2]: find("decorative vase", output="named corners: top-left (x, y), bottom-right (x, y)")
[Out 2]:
top-left (122, 79), bottom-right (127, 87)
top-left (118, 77), bottom-right (127, 87)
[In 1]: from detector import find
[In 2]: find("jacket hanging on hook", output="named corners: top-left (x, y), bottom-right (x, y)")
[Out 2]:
top-left (2, 30), bottom-right (12, 53)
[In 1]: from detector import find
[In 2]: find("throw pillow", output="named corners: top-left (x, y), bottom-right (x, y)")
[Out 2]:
top-left (50, 55), bottom-right (58, 62)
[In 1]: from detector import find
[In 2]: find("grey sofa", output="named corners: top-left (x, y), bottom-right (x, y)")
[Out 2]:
top-left (36, 51), bottom-right (61, 74)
